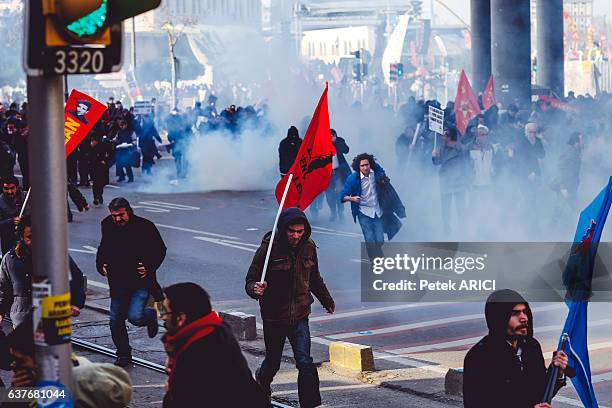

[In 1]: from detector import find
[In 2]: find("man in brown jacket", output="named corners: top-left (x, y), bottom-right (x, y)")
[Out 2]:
top-left (246, 207), bottom-right (335, 408)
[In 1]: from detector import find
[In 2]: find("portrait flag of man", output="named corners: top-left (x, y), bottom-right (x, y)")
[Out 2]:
top-left (65, 90), bottom-right (107, 157)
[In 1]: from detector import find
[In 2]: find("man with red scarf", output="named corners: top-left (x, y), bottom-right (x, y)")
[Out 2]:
top-left (161, 282), bottom-right (270, 408)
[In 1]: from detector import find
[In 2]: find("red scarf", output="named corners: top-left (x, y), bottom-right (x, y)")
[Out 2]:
top-left (162, 311), bottom-right (223, 393)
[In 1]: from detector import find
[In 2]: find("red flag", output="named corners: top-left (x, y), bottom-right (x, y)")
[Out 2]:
top-left (275, 84), bottom-right (334, 210)
top-left (64, 90), bottom-right (107, 158)
top-left (538, 95), bottom-right (578, 113)
top-left (453, 70), bottom-right (481, 135)
top-left (482, 75), bottom-right (495, 110)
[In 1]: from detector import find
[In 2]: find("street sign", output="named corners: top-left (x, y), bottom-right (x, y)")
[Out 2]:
top-left (134, 100), bottom-right (153, 115)
top-left (428, 105), bottom-right (444, 134)
top-left (24, 0), bottom-right (122, 76)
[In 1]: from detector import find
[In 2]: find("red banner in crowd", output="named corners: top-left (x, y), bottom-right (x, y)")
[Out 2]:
top-left (454, 70), bottom-right (481, 135)
top-left (64, 90), bottom-right (106, 157)
top-left (539, 95), bottom-right (578, 113)
top-left (275, 83), bottom-right (334, 210)
top-left (482, 75), bottom-right (495, 110)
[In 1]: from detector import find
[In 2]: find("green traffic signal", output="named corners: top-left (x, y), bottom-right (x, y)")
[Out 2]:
top-left (66, 0), bottom-right (108, 38)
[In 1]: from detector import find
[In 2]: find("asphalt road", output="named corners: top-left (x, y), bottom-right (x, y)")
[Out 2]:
top-left (66, 160), bottom-right (612, 407)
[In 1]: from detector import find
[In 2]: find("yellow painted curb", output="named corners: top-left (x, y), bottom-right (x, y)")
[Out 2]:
top-left (329, 341), bottom-right (375, 373)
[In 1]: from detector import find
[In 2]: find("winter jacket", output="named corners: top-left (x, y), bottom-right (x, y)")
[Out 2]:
top-left (278, 136), bottom-right (302, 175)
top-left (86, 138), bottom-right (113, 186)
top-left (0, 191), bottom-right (29, 255)
top-left (332, 136), bottom-right (351, 179)
top-left (463, 289), bottom-right (569, 408)
top-left (515, 136), bottom-right (545, 180)
top-left (96, 214), bottom-right (166, 300)
top-left (162, 317), bottom-right (270, 408)
top-left (0, 247), bottom-right (86, 326)
top-left (245, 208), bottom-right (334, 325)
top-left (555, 145), bottom-right (582, 194)
top-left (432, 143), bottom-right (469, 193)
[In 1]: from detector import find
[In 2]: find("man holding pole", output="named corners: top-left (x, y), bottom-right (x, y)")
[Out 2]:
top-left (463, 289), bottom-right (572, 408)
top-left (245, 207), bottom-right (335, 407)
top-left (0, 176), bottom-right (29, 256)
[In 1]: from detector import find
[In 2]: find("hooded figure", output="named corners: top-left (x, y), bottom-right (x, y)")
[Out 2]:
top-left (245, 208), bottom-right (334, 408)
top-left (278, 126), bottom-right (302, 177)
top-left (463, 289), bottom-right (569, 408)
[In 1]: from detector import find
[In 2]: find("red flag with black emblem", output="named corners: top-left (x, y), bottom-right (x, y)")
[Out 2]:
top-left (482, 75), bottom-right (495, 110)
top-left (64, 90), bottom-right (107, 157)
top-left (453, 70), bottom-right (481, 135)
top-left (275, 83), bottom-right (334, 210)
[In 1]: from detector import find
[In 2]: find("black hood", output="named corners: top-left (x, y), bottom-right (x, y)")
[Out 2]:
top-left (484, 289), bottom-right (534, 338)
top-left (276, 207), bottom-right (311, 247)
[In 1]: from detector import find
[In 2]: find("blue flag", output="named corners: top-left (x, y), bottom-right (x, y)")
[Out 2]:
top-left (559, 177), bottom-right (612, 408)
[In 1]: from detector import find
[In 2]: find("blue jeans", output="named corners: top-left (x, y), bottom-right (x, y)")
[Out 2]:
top-left (110, 287), bottom-right (156, 357)
top-left (257, 318), bottom-right (321, 408)
top-left (358, 212), bottom-right (385, 261)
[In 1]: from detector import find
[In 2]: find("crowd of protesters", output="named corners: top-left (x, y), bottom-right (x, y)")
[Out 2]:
top-left (1, 85), bottom-right (611, 406)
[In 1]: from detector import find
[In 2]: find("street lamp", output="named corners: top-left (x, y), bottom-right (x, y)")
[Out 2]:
top-left (162, 22), bottom-right (184, 109)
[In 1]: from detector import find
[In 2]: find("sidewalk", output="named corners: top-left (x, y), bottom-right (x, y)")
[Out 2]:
top-left (77, 287), bottom-right (462, 407)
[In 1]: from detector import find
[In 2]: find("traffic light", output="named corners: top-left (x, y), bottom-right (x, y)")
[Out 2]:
top-left (389, 63), bottom-right (397, 82)
top-left (43, 0), bottom-right (111, 46)
top-left (25, 0), bottom-right (162, 76)
top-left (350, 50), bottom-right (361, 60)
top-left (396, 63), bottom-right (404, 78)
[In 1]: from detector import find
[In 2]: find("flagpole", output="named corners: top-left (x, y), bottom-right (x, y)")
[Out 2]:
top-left (542, 333), bottom-right (568, 403)
top-left (14, 187), bottom-right (32, 232)
top-left (19, 187), bottom-right (31, 218)
top-left (260, 173), bottom-right (294, 283)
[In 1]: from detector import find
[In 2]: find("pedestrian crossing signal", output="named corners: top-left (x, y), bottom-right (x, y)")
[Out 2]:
top-left (43, 0), bottom-right (111, 46)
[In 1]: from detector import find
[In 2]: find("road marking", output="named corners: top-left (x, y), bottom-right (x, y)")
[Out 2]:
top-left (593, 371), bottom-right (612, 384)
top-left (387, 317), bottom-right (612, 355)
top-left (106, 184), bottom-right (120, 189)
top-left (87, 279), bottom-right (109, 290)
top-left (69, 246), bottom-right (97, 254)
top-left (132, 205), bottom-right (170, 213)
top-left (309, 302), bottom-right (454, 323)
top-left (273, 383), bottom-right (376, 396)
top-left (311, 225), bottom-right (362, 238)
top-left (139, 201), bottom-right (200, 210)
top-left (247, 205), bottom-right (273, 210)
top-left (194, 236), bottom-right (256, 252)
top-left (155, 223), bottom-right (238, 240)
top-left (326, 304), bottom-right (563, 340)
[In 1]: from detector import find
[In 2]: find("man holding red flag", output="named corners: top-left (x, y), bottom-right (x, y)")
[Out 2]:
top-left (454, 70), bottom-right (481, 135)
top-left (275, 84), bottom-right (334, 210)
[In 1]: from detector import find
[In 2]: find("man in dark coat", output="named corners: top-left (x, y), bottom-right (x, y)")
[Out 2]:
top-left (278, 126), bottom-right (302, 178)
top-left (96, 197), bottom-right (166, 366)
top-left (161, 283), bottom-right (270, 408)
top-left (325, 129), bottom-right (351, 222)
top-left (134, 114), bottom-right (162, 175)
top-left (553, 131), bottom-right (584, 209)
top-left (463, 289), bottom-right (571, 408)
top-left (246, 208), bottom-right (335, 408)
top-left (0, 176), bottom-right (29, 256)
top-left (432, 128), bottom-right (468, 233)
top-left (86, 133), bottom-right (113, 205)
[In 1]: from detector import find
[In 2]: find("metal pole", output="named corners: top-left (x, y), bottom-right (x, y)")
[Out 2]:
top-left (26, 75), bottom-right (73, 389)
top-left (169, 39), bottom-right (177, 110)
top-left (63, 75), bottom-right (69, 102)
top-left (470, 0), bottom-right (491, 94)
top-left (131, 17), bottom-right (137, 70)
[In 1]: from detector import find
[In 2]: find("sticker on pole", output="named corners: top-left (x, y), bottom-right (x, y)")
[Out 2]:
top-left (35, 292), bottom-right (72, 346)
top-left (36, 381), bottom-right (74, 408)
top-left (428, 105), bottom-right (444, 134)
top-left (33, 281), bottom-right (52, 346)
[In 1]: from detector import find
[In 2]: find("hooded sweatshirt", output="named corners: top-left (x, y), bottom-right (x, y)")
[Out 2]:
top-left (463, 289), bottom-right (565, 408)
top-left (245, 208), bottom-right (334, 324)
